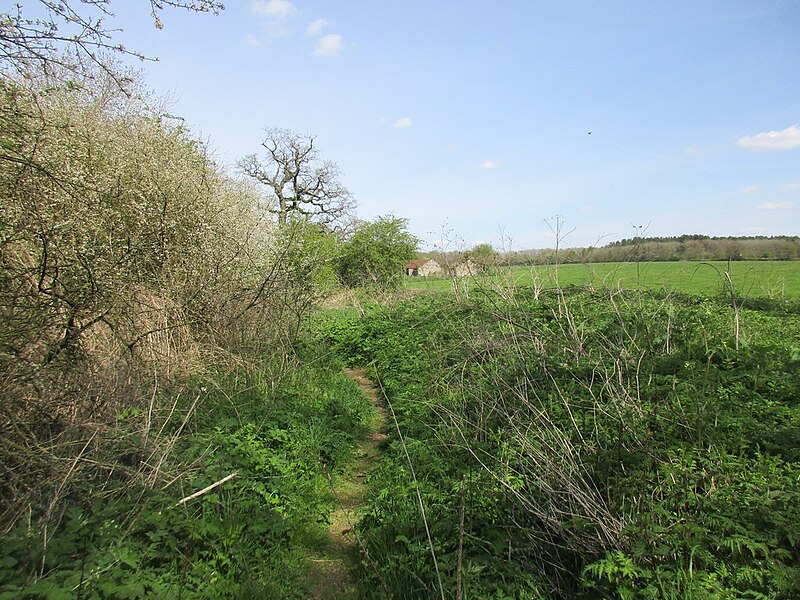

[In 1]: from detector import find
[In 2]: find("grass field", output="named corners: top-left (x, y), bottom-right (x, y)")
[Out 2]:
top-left (405, 260), bottom-right (800, 299)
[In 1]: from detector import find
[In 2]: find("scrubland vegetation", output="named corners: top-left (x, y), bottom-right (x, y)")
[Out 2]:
top-left (0, 64), bottom-right (381, 596)
top-left (2, 4), bottom-right (799, 598)
top-left (0, 39), bottom-right (420, 594)
top-left (2, 68), bottom-right (799, 598)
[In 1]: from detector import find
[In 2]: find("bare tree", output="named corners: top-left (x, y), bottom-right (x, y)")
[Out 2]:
top-left (544, 214), bottom-right (575, 277)
top-left (238, 128), bottom-right (356, 230)
top-left (0, 1), bottom-right (224, 80)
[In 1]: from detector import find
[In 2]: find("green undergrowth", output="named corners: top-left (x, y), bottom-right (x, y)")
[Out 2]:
top-left (309, 287), bottom-right (800, 599)
top-left (406, 261), bottom-right (800, 301)
top-left (0, 352), bottom-right (374, 599)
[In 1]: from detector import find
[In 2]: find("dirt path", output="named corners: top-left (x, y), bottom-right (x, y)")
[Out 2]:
top-left (305, 368), bottom-right (388, 600)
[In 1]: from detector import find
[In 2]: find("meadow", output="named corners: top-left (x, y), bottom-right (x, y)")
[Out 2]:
top-left (4, 4), bottom-right (798, 597)
top-left (406, 260), bottom-right (800, 300)
top-left (313, 282), bottom-right (800, 598)
top-left (4, 13), bottom-right (797, 597)
top-left (4, 251), bottom-right (799, 597)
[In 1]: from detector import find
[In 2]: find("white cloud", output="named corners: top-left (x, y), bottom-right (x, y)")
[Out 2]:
top-left (737, 125), bottom-right (800, 151)
top-left (244, 33), bottom-right (263, 47)
top-left (307, 18), bottom-right (330, 36)
top-left (479, 160), bottom-right (500, 169)
top-left (251, 0), bottom-right (295, 18)
top-left (392, 117), bottom-right (412, 129)
top-left (782, 182), bottom-right (800, 192)
top-left (685, 145), bottom-right (701, 156)
top-left (742, 185), bottom-right (760, 194)
top-left (313, 33), bottom-right (343, 57)
top-left (756, 201), bottom-right (794, 210)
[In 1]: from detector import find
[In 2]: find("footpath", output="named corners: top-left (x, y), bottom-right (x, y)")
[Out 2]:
top-left (305, 368), bottom-right (388, 599)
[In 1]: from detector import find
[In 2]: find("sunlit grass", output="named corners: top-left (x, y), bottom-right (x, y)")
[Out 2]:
top-left (404, 260), bottom-right (800, 299)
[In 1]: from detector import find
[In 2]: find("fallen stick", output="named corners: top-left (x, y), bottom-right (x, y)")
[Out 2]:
top-left (175, 473), bottom-right (239, 506)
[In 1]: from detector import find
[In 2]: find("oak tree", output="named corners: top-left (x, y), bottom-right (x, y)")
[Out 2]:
top-left (238, 128), bottom-right (356, 230)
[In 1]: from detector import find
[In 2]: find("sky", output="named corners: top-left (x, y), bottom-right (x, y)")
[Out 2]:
top-left (100, 1), bottom-right (800, 249)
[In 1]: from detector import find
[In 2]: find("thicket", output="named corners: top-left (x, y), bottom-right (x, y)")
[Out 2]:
top-left (337, 216), bottom-right (419, 291)
top-left (0, 4), bottom-right (422, 597)
top-left (311, 285), bottom-right (800, 598)
top-left (0, 67), bottom-right (379, 596)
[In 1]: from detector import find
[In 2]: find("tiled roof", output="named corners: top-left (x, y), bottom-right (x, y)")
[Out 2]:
top-left (406, 259), bottom-right (430, 269)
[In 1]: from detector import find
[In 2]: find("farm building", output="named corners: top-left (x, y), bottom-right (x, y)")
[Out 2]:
top-left (406, 259), bottom-right (442, 277)
top-left (450, 259), bottom-right (480, 277)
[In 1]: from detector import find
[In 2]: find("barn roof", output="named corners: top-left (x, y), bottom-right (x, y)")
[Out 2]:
top-left (406, 259), bottom-right (430, 269)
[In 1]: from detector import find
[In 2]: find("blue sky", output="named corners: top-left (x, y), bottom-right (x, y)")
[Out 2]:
top-left (107, 0), bottom-right (799, 249)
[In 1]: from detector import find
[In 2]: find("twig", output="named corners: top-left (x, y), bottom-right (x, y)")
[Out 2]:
top-left (377, 377), bottom-right (446, 600)
top-left (724, 271), bottom-right (740, 351)
top-left (175, 473), bottom-right (238, 506)
top-left (456, 475), bottom-right (466, 600)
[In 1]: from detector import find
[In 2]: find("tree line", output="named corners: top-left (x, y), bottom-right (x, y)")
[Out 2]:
top-left (503, 235), bottom-right (800, 265)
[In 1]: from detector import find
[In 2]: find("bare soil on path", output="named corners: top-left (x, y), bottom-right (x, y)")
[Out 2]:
top-left (305, 368), bottom-right (388, 600)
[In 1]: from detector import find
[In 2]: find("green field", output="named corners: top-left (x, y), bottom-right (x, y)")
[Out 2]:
top-left (406, 260), bottom-right (800, 299)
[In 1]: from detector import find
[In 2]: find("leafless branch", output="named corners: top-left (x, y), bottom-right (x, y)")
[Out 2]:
top-left (1, 1), bottom-right (224, 81)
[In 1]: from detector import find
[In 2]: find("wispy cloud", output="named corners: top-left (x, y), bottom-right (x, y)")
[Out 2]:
top-left (244, 33), bottom-right (263, 47)
top-left (479, 160), bottom-right (500, 169)
top-left (306, 17), bottom-right (344, 57)
top-left (742, 185), bottom-right (760, 194)
top-left (249, 4), bottom-right (344, 56)
top-left (756, 201), bottom-right (794, 210)
top-left (313, 33), bottom-right (343, 57)
top-left (306, 18), bottom-right (330, 36)
top-left (782, 182), bottom-right (800, 192)
top-left (685, 145), bottom-right (701, 156)
top-left (392, 117), bottom-right (412, 129)
top-left (737, 125), bottom-right (800, 151)
top-left (249, 0), bottom-right (296, 39)
top-left (251, 0), bottom-right (295, 18)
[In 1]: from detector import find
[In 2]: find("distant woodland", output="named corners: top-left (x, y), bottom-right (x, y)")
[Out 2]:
top-left (504, 235), bottom-right (800, 265)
